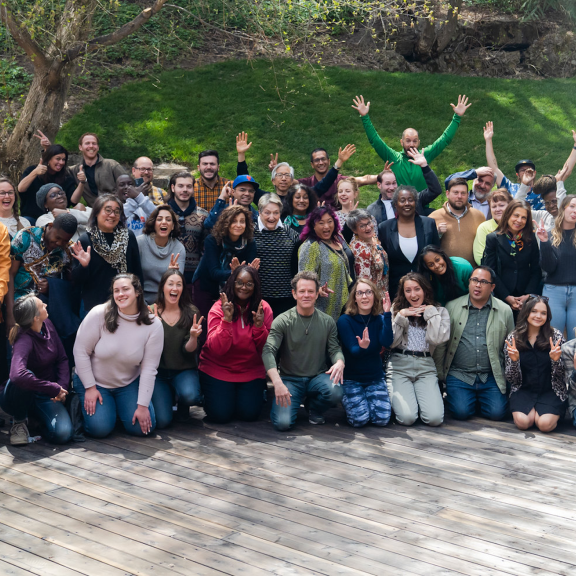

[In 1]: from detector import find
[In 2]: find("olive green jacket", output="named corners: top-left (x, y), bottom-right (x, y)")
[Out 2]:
top-left (433, 294), bottom-right (514, 393)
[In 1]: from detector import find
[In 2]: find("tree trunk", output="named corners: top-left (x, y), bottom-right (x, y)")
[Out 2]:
top-left (1, 64), bottom-right (74, 179)
top-left (414, 0), bottom-right (462, 62)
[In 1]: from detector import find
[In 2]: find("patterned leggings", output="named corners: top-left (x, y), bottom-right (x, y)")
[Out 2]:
top-left (342, 377), bottom-right (391, 427)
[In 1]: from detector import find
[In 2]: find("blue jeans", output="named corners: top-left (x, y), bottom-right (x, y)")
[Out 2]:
top-left (152, 369), bottom-right (202, 429)
top-left (342, 378), bottom-right (391, 427)
top-left (544, 284), bottom-right (576, 339)
top-left (445, 373), bottom-right (508, 421)
top-left (270, 373), bottom-right (343, 431)
top-left (73, 374), bottom-right (156, 438)
top-left (0, 380), bottom-right (73, 444)
top-left (199, 371), bottom-right (264, 423)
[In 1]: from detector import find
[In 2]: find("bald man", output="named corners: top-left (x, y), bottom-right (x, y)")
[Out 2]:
top-left (352, 95), bottom-right (472, 193)
top-left (132, 156), bottom-right (169, 205)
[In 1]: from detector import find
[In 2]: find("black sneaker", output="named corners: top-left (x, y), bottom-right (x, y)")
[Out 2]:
top-left (308, 409), bottom-right (325, 425)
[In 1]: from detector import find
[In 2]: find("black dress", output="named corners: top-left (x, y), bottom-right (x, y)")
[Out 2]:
top-left (509, 345), bottom-right (565, 416)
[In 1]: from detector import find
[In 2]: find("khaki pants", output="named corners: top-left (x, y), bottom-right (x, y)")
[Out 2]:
top-left (386, 353), bottom-right (444, 426)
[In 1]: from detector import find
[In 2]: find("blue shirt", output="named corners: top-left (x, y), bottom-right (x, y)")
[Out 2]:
top-left (337, 312), bottom-right (393, 382)
top-left (501, 176), bottom-right (543, 210)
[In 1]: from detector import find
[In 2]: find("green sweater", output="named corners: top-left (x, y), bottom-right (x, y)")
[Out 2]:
top-left (433, 256), bottom-right (473, 306)
top-left (159, 310), bottom-right (199, 372)
top-left (262, 307), bottom-right (345, 378)
top-left (361, 113), bottom-right (461, 192)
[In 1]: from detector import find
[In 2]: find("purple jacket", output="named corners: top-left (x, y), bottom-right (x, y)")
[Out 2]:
top-left (8, 318), bottom-right (69, 396)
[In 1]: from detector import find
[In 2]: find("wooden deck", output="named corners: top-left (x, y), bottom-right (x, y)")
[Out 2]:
top-left (2, 402), bottom-right (576, 576)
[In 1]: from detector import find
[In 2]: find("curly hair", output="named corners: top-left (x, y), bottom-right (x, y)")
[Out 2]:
top-left (223, 265), bottom-right (262, 326)
top-left (143, 204), bottom-right (181, 238)
top-left (300, 205), bottom-right (341, 243)
top-left (211, 205), bottom-right (253, 245)
top-left (283, 184), bottom-right (318, 218)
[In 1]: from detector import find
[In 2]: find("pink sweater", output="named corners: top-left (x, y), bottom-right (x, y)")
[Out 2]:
top-left (199, 299), bottom-right (273, 382)
top-left (73, 304), bottom-right (164, 406)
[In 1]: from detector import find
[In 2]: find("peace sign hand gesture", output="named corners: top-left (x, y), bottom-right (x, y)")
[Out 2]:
top-left (252, 301), bottom-right (264, 328)
top-left (220, 293), bottom-right (234, 323)
top-left (536, 220), bottom-right (549, 243)
top-left (507, 337), bottom-right (519, 362)
top-left (356, 327), bottom-right (370, 349)
top-left (168, 253), bottom-right (180, 269)
top-left (189, 313), bottom-right (204, 339)
top-left (33, 129), bottom-right (51, 148)
top-left (549, 337), bottom-right (562, 362)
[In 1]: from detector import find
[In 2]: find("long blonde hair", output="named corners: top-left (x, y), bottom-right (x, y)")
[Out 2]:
top-left (551, 196), bottom-right (576, 248)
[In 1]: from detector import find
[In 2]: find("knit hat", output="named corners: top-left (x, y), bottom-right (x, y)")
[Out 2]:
top-left (36, 183), bottom-right (64, 210)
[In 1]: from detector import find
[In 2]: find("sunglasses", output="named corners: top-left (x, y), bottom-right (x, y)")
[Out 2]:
top-left (528, 294), bottom-right (549, 303)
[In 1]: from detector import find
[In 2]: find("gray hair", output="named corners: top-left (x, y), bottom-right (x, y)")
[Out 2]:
top-left (346, 208), bottom-right (372, 232)
top-left (258, 193), bottom-right (284, 212)
top-left (9, 293), bottom-right (39, 345)
top-left (391, 185), bottom-right (418, 210)
top-left (271, 162), bottom-right (294, 181)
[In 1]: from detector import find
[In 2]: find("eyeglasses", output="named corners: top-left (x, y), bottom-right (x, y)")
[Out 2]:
top-left (469, 277), bottom-right (493, 286)
top-left (529, 294), bottom-right (549, 303)
top-left (275, 173), bottom-right (292, 180)
top-left (135, 167), bottom-right (153, 172)
top-left (312, 157), bottom-right (328, 164)
top-left (358, 222), bottom-right (373, 230)
top-left (543, 199), bottom-right (557, 208)
top-left (48, 190), bottom-right (66, 199)
top-left (235, 281), bottom-right (254, 289)
top-left (356, 289), bottom-right (373, 297)
top-left (103, 207), bottom-right (122, 216)
top-left (0, 191), bottom-right (15, 197)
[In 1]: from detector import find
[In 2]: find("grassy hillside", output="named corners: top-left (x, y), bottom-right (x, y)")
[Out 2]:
top-left (57, 59), bottom-right (576, 208)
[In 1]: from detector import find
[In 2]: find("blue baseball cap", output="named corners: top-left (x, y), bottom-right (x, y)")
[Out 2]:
top-left (233, 175), bottom-right (259, 189)
top-left (515, 159), bottom-right (535, 173)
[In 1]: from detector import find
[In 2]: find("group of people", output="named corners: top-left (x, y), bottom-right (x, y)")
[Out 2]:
top-left (2, 92), bottom-right (576, 448)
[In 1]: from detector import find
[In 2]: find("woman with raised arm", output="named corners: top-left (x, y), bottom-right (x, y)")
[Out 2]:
top-left (282, 184), bottom-right (319, 233)
top-left (0, 294), bottom-right (72, 445)
top-left (419, 245), bottom-right (472, 306)
top-left (335, 177), bottom-right (360, 230)
top-left (504, 295), bottom-right (565, 433)
top-left (387, 272), bottom-right (450, 426)
top-left (73, 274), bottom-right (163, 438)
top-left (137, 204), bottom-right (185, 305)
top-left (337, 280), bottom-right (393, 427)
top-left (199, 265), bottom-right (272, 423)
top-left (151, 270), bottom-right (203, 428)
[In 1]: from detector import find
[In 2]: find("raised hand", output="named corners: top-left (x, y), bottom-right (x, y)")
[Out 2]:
top-left (132, 405), bottom-right (152, 435)
top-left (236, 132), bottom-right (252, 155)
top-left (168, 253), bottom-right (180, 269)
top-left (382, 291), bottom-right (391, 313)
top-left (475, 166), bottom-right (494, 180)
top-left (52, 387), bottom-right (68, 403)
top-left (521, 167), bottom-right (535, 187)
top-left (507, 337), bottom-right (519, 362)
top-left (536, 220), bottom-right (549, 243)
top-left (249, 258), bottom-right (261, 270)
top-left (269, 153), bottom-right (279, 172)
top-left (252, 301), bottom-right (264, 328)
top-left (71, 240), bottom-right (91, 267)
top-left (219, 181), bottom-right (233, 202)
top-left (406, 147), bottom-right (427, 167)
top-left (483, 121), bottom-right (494, 141)
top-left (451, 94), bottom-right (471, 117)
top-left (33, 129), bottom-right (51, 148)
top-left (220, 293), bottom-right (234, 323)
top-left (77, 165), bottom-right (86, 183)
top-left (356, 327), bottom-right (370, 349)
top-left (134, 180), bottom-right (150, 197)
top-left (556, 164), bottom-right (569, 183)
top-left (189, 313), bottom-right (204, 339)
top-left (383, 160), bottom-right (394, 171)
top-left (229, 257), bottom-right (242, 272)
top-left (352, 95), bottom-right (370, 116)
top-left (34, 158), bottom-right (47, 177)
top-left (549, 337), bottom-right (562, 362)
top-left (338, 144), bottom-right (356, 164)
top-left (317, 200), bottom-right (326, 207)
top-left (319, 282), bottom-right (335, 298)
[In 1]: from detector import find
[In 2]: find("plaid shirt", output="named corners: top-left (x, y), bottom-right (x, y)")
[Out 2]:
top-left (149, 186), bottom-right (170, 206)
top-left (194, 176), bottom-right (230, 211)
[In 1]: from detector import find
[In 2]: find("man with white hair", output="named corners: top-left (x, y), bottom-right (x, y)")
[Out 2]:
top-left (444, 166), bottom-right (497, 218)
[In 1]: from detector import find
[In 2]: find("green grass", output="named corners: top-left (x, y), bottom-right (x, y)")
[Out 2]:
top-left (57, 59), bottom-right (576, 208)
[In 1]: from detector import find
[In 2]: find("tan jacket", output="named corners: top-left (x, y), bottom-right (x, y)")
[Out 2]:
top-left (390, 305), bottom-right (450, 355)
top-left (70, 155), bottom-right (126, 207)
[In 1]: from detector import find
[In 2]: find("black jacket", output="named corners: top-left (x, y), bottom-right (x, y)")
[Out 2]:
top-left (482, 232), bottom-right (541, 300)
top-left (378, 215), bottom-right (440, 299)
top-left (367, 165), bottom-right (442, 225)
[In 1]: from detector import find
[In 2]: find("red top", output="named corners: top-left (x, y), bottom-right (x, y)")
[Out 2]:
top-left (199, 299), bottom-right (273, 381)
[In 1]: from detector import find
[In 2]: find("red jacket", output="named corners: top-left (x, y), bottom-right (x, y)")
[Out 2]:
top-left (199, 299), bottom-right (273, 381)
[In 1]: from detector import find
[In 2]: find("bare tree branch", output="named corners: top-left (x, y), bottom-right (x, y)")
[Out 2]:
top-left (0, 2), bottom-right (49, 70)
top-left (63, 0), bottom-right (169, 63)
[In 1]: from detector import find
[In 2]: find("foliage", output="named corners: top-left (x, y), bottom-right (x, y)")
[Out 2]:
top-left (0, 60), bottom-right (31, 99)
top-left (57, 59), bottom-right (576, 209)
top-left (465, 0), bottom-right (576, 20)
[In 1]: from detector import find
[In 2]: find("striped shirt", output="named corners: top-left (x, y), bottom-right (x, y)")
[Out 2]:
top-left (254, 225), bottom-right (299, 298)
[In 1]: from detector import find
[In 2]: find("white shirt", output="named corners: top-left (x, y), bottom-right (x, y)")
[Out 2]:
top-left (399, 234), bottom-right (418, 263)
top-left (383, 200), bottom-right (395, 220)
top-left (517, 180), bottom-right (566, 233)
top-left (257, 215), bottom-right (283, 232)
top-left (0, 216), bottom-right (30, 237)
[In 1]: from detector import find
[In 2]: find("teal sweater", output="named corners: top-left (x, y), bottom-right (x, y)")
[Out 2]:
top-left (432, 257), bottom-right (473, 306)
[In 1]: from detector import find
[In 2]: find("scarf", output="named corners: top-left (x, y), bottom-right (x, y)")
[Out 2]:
top-left (505, 230), bottom-right (524, 256)
top-left (283, 214), bottom-right (306, 228)
top-left (220, 236), bottom-right (248, 272)
top-left (168, 197), bottom-right (197, 218)
top-left (88, 226), bottom-right (129, 273)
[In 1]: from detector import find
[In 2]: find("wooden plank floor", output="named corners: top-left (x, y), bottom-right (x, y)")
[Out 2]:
top-left (2, 401), bottom-right (576, 576)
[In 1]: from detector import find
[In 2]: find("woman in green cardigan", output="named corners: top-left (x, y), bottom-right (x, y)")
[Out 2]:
top-left (418, 245), bottom-right (472, 306)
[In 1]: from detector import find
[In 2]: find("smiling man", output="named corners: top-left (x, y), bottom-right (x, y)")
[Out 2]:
top-left (193, 150), bottom-right (230, 211)
top-left (444, 166), bottom-right (496, 218)
top-left (204, 175), bottom-right (259, 230)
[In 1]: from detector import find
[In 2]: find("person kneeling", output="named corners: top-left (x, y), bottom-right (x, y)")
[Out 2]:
top-left (73, 274), bottom-right (163, 438)
top-left (0, 295), bottom-right (72, 445)
top-left (337, 280), bottom-right (393, 427)
top-left (199, 265), bottom-right (272, 423)
top-left (505, 296), bottom-right (565, 433)
top-left (263, 271), bottom-right (345, 431)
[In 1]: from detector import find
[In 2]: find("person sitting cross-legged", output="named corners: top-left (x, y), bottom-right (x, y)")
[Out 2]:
top-left (434, 265), bottom-right (514, 421)
top-left (263, 271), bottom-right (345, 431)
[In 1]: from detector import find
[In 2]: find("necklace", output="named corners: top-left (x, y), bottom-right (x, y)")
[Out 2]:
top-left (359, 314), bottom-right (371, 329)
top-left (159, 308), bottom-right (181, 327)
top-left (298, 310), bottom-right (315, 335)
